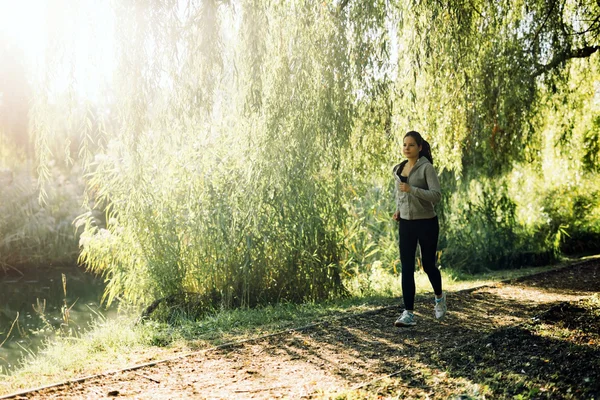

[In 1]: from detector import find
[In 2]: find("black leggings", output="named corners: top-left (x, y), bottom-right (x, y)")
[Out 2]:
top-left (398, 216), bottom-right (442, 310)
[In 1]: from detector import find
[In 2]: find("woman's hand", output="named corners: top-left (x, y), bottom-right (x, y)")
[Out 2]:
top-left (399, 183), bottom-right (411, 193)
top-left (393, 211), bottom-right (400, 221)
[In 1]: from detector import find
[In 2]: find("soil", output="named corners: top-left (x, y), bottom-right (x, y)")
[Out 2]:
top-left (2, 259), bottom-right (599, 399)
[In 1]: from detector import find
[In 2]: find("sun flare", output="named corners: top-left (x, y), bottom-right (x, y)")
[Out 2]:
top-left (0, 0), bottom-right (115, 102)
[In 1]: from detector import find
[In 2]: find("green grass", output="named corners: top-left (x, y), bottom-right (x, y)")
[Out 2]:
top-left (0, 257), bottom-right (588, 396)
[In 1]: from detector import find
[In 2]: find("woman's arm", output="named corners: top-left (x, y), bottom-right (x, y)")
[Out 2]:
top-left (410, 164), bottom-right (441, 204)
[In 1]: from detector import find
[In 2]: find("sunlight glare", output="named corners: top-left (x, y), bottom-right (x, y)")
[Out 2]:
top-left (0, 0), bottom-right (115, 103)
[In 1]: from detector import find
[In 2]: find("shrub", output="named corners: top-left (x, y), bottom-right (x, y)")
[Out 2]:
top-left (0, 164), bottom-right (83, 269)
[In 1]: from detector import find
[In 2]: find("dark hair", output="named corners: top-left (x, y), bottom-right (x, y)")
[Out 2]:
top-left (404, 130), bottom-right (433, 165)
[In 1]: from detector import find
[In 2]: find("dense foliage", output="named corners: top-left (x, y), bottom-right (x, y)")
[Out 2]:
top-left (1, 0), bottom-right (599, 311)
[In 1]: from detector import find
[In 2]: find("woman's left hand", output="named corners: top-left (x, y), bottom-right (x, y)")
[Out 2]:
top-left (399, 183), bottom-right (411, 193)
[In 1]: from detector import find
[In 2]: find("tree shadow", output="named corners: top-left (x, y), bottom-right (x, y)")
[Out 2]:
top-left (508, 259), bottom-right (600, 295)
top-left (434, 321), bottom-right (600, 398)
top-left (203, 260), bottom-right (600, 398)
top-left (252, 287), bottom-right (559, 387)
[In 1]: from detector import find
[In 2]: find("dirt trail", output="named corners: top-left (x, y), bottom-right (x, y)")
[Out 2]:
top-left (3, 259), bottom-right (599, 399)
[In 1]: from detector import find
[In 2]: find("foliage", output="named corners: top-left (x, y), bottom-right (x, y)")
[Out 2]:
top-left (440, 177), bottom-right (521, 273)
top-left (76, 1), bottom-right (355, 309)
top-left (0, 165), bottom-right (83, 269)
top-left (389, 0), bottom-right (600, 175)
top-left (3, 0), bottom-right (598, 312)
top-left (539, 179), bottom-right (600, 255)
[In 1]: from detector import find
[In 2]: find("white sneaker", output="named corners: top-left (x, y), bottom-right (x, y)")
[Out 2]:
top-left (434, 292), bottom-right (447, 320)
top-left (395, 310), bottom-right (416, 327)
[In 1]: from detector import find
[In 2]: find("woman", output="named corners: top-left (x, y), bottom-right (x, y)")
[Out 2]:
top-left (392, 131), bottom-right (446, 327)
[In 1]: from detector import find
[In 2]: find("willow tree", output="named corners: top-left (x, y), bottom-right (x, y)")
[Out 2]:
top-left (384, 0), bottom-right (600, 270)
top-left (385, 0), bottom-right (600, 175)
top-left (30, 0), bottom-right (600, 309)
top-left (72, 0), bottom-right (366, 309)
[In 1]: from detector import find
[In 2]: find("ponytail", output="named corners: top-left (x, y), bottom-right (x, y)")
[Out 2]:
top-left (405, 131), bottom-right (434, 165)
top-left (420, 140), bottom-right (433, 165)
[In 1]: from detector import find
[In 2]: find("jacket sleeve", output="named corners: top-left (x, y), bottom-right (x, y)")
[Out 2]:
top-left (410, 164), bottom-right (442, 204)
top-left (393, 163), bottom-right (402, 212)
top-left (395, 181), bottom-right (402, 212)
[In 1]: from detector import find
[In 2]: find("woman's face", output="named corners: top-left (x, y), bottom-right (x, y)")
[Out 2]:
top-left (403, 136), bottom-right (422, 159)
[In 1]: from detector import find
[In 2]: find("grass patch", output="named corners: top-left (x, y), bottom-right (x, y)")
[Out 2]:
top-left (0, 314), bottom-right (166, 395)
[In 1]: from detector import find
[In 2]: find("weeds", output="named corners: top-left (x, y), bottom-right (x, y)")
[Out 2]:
top-left (0, 313), bottom-right (19, 349)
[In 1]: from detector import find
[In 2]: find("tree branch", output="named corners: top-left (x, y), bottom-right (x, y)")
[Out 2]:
top-left (533, 45), bottom-right (600, 77)
top-left (573, 15), bottom-right (600, 35)
top-left (532, 0), bottom-right (558, 45)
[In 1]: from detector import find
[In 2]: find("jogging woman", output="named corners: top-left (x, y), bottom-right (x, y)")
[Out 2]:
top-left (392, 131), bottom-right (446, 327)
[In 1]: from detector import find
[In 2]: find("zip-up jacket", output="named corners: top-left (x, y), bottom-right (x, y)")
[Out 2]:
top-left (393, 157), bottom-right (441, 220)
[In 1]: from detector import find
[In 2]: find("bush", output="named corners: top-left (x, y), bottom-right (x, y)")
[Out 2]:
top-left (439, 177), bottom-right (526, 273)
top-left (0, 164), bottom-right (83, 269)
top-left (539, 177), bottom-right (600, 255)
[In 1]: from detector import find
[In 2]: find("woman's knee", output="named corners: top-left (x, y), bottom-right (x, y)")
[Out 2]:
top-left (400, 259), bottom-right (416, 275)
top-left (421, 259), bottom-right (439, 275)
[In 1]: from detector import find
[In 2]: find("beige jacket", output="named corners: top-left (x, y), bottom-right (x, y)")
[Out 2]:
top-left (393, 157), bottom-right (441, 220)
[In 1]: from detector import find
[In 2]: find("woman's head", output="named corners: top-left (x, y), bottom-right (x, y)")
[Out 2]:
top-left (404, 131), bottom-right (433, 165)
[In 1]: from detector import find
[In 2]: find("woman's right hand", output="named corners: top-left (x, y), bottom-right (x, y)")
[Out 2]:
top-left (393, 211), bottom-right (400, 221)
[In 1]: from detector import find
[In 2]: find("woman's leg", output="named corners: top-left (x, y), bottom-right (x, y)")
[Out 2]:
top-left (399, 219), bottom-right (419, 310)
top-left (418, 217), bottom-right (442, 296)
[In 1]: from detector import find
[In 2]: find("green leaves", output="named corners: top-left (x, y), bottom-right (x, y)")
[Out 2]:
top-left (11, 0), bottom-right (599, 313)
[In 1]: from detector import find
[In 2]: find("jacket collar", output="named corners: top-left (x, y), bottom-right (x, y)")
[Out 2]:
top-left (393, 157), bottom-right (430, 175)
top-left (411, 157), bottom-right (430, 170)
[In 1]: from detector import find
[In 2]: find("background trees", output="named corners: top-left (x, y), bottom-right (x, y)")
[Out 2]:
top-left (2, 0), bottom-right (599, 310)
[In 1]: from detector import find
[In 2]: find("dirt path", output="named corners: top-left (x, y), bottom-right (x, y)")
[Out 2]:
top-left (3, 260), bottom-right (599, 399)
